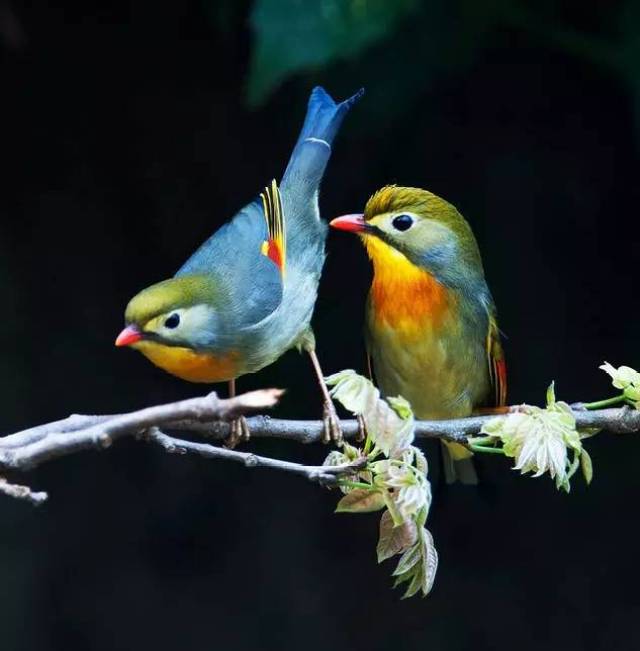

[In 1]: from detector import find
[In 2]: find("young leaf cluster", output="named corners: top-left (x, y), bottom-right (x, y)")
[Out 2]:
top-left (470, 361), bottom-right (640, 491)
top-left (324, 370), bottom-right (437, 598)
top-left (476, 382), bottom-right (590, 492)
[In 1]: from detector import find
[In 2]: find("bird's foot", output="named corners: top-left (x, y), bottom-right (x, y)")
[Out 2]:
top-left (355, 414), bottom-right (366, 443)
top-left (224, 416), bottom-right (250, 449)
top-left (322, 400), bottom-right (343, 445)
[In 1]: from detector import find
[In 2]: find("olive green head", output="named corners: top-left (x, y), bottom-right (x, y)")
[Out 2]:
top-left (116, 275), bottom-right (219, 349)
top-left (364, 186), bottom-right (482, 265)
top-left (332, 185), bottom-right (485, 284)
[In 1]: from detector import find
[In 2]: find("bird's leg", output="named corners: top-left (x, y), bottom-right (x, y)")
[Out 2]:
top-left (224, 378), bottom-right (250, 449)
top-left (356, 414), bottom-right (366, 443)
top-left (307, 348), bottom-right (343, 445)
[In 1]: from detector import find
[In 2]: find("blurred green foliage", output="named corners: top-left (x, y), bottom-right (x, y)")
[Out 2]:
top-left (237, 0), bottom-right (640, 140)
top-left (247, 0), bottom-right (418, 105)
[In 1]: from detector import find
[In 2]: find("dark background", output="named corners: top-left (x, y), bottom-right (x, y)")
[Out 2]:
top-left (1, 1), bottom-right (639, 649)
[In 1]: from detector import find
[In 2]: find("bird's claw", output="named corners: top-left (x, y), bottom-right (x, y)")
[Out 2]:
top-left (322, 401), bottom-right (343, 445)
top-left (224, 416), bottom-right (250, 449)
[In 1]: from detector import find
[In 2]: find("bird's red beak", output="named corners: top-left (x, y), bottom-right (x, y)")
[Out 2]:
top-left (330, 213), bottom-right (366, 233)
top-left (115, 325), bottom-right (142, 347)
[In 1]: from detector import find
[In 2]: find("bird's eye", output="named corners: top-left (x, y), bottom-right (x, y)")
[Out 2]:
top-left (164, 313), bottom-right (180, 329)
top-left (392, 214), bottom-right (414, 232)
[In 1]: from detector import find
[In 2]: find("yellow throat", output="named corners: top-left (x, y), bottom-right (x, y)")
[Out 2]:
top-left (133, 340), bottom-right (239, 383)
top-left (364, 235), bottom-right (452, 337)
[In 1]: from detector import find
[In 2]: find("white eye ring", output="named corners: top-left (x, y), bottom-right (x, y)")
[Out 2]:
top-left (392, 214), bottom-right (414, 232)
top-left (164, 313), bottom-right (180, 329)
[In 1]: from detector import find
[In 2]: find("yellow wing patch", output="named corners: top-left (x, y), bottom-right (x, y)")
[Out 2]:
top-left (260, 179), bottom-right (286, 276)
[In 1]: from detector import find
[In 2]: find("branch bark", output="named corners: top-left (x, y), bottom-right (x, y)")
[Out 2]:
top-left (144, 405), bottom-right (640, 444)
top-left (0, 390), bottom-right (638, 504)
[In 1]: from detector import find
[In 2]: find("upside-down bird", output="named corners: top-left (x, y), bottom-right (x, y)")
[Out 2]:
top-left (330, 185), bottom-right (506, 483)
top-left (116, 87), bottom-right (363, 445)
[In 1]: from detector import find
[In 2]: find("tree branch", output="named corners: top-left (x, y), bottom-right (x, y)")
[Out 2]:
top-left (0, 389), bottom-right (638, 504)
top-left (160, 405), bottom-right (640, 444)
top-left (0, 389), bottom-right (284, 471)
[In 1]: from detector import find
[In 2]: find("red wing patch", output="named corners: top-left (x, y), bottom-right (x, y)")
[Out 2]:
top-left (487, 315), bottom-right (507, 407)
top-left (265, 238), bottom-right (283, 270)
top-left (492, 355), bottom-right (507, 407)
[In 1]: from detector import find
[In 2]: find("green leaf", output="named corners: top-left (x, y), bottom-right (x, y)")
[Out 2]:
top-left (558, 477), bottom-right (571, 494)
top-left (581, 448), bottom-right (594, 485)
top-left (392, 543), bottom-right (421, 576)
top-left (388, 527), bottom-right (438, 598)
top-left (324, 369), bottom-right (357, 387)
top-left (546, 381), bottom-right (556, 406)
top-left (387, 395), bottom-right (413, 420)
top-left (376, 510), bottom-right (418, 563)
top-left (341, 442), bottom-right (360, 461)
top-left (247, 0), bottom-right (418, 105)
top-left (399, 529), bottom-right (437, 597)
top-left (419, 528), bottom-right (439, 596)
top-left (479, 415), bottom-right (507, 438)
top-left (412, 446), bottom-right (429, 476)
top-left (381, 489), bottom-right (405, 526)
top-left (369, 460), bottom-right (390, 476)
top-left (415, 504), bottom-right (428, 529)
top-left (327, 370), bottom-right (415, 455)
top-left (401, 570), bottom-right (423, 599)
top-left (335, 489), bottom-right (385, 513)
top-left (480, 384), bottom-right (582, 488)
top-left (325, 370), bottom-right (380, 416)
top-left (322, 450), bottom-right (347, 467)
top-left (392, 568), bottom-right (414, 589)
top-left (368, 402), bottom-right (411, 457)
top-left (578, 427), bottom-right (601, 439)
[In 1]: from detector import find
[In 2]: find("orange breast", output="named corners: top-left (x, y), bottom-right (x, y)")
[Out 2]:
top-left (134, 341), bottom-right (239, 383)
top-left (365, 236), bottom-right (452, 338)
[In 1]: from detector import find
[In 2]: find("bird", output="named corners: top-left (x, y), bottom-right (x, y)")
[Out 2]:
top-left (115, 86), bottom-right (363, 446)
top-left (330, 185), bottom-right (506, 483)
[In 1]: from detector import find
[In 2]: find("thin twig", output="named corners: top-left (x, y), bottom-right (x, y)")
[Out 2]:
top-left (0, 478), bottom-right (48, 506)
top-left (146, 427), bottom-right (365, 485)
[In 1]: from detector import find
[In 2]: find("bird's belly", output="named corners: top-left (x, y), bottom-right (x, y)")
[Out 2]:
top-left (134, 341), bottom-right (240, 383)
top-left (369, 325), bottom-right (488, 420)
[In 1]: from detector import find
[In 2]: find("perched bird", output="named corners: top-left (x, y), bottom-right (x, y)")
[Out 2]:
top-left (116, 86), bottom-right (363, 445)
top-left (330, 186), bottom-right (506, 483)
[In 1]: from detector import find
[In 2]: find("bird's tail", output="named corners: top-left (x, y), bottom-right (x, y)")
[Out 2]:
top-left (441, 441), bottom-right (478, 485)
top-left (281, 86), bottom-right (364, 190)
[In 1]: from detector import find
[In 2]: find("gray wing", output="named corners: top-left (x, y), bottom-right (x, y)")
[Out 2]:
top-left (176, 198), bottom-right (284, 329)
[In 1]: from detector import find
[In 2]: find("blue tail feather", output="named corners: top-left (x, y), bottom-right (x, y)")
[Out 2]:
top-left (281, 87), bottom-right (364, 189)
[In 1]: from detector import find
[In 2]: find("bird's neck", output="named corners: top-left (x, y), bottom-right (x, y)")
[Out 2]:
top-left (364, 236), bottom-right (453, 333)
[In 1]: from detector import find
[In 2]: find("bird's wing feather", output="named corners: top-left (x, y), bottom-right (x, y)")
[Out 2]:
top-left (259, 180), bottom-right (286, 276)
top-left (175, 182), bottom-right (286, 328)
top-left (486, 312), bottom-right (507, 407)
